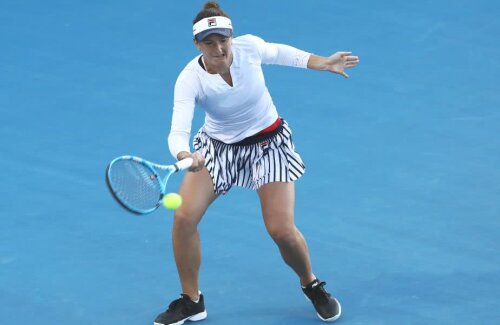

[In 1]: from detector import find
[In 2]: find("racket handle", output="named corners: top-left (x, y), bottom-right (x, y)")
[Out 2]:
top-left (175, 158), bottom-right (194, 171)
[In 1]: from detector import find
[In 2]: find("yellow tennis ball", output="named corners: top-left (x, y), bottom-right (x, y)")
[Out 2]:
top-left (162, 193), bottom-right (182, 210)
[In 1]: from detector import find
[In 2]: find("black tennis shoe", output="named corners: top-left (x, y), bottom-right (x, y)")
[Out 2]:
top-left (302, 279), bottom-right (341, 322)
top-left (154, 294), bottom-right (207, 325)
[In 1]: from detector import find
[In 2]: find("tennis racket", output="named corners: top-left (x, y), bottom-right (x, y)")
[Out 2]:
top-left (105, 155), bottom-right (193, 214)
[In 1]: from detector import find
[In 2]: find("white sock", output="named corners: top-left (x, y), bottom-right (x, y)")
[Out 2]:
top-left (302, 277), bottom-right (318, 289)
top-left (191, 290), bottom-right (202, 303)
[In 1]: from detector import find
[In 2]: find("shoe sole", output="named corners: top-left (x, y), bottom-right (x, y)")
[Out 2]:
top-left (304, 294), bottom-right (342, 322)
top-left (153, 310), bottom-right (207, 325)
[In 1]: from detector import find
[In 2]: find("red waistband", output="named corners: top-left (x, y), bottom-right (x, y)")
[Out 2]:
top-left (257, 117), bottom-right (281, 135)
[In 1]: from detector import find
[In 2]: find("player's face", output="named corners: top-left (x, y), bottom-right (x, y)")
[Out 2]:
top-left (196, 34), bottom-right (233, 73)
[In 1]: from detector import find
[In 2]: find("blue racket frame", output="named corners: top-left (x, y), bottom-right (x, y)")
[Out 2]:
top-left (105, 155), bottom-right (193, 214)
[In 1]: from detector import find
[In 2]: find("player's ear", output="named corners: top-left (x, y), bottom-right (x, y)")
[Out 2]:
top-left (193, 38), bottom-right (201, 51)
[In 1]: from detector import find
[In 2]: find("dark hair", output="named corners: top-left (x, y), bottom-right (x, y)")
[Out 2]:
top-left (193, 1), bottom-right (230, 24)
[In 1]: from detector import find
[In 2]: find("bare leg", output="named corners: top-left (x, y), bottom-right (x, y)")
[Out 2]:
top-left (173, 167), bottom-right (218, 300)
top-left (257, 182), bottom-right (315, 286)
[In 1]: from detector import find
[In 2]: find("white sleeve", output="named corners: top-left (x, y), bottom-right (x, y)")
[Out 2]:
top-left (167, 70), bottom-right (198, 159)
top-left (250, 35), bottom-right (311, 68)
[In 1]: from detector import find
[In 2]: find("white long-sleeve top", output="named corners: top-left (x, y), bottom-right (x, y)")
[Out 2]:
top-left (168, 34), bottom-right (311, 159)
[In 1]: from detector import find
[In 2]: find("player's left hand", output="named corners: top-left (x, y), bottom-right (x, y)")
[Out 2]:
top-left (324, 52), bottom-right (359, 78)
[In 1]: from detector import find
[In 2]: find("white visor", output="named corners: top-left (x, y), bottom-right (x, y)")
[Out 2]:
top-left (193, 16), bottom-right (233, 41)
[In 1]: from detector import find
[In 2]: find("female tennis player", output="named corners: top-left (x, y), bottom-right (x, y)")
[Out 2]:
top-left (154, 2), bottom-right (359, 324)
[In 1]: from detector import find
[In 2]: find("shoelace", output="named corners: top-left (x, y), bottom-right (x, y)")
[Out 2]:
top-left (167, 295), bottom-right (191, 311)
top-left (309, 281), bottom-right (331, 303)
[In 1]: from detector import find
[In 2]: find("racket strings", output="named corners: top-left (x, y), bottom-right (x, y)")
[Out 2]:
top-left (108, 160), bottom-right (162, 212)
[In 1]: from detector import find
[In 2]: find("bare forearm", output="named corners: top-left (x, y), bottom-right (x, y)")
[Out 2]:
top-left (307, 54), bottom-right (329, 71)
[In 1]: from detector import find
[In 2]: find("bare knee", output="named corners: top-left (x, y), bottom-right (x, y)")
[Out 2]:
top-left (267, 224), bottom-right (298, 246)
top-left (173, 208), bottom-right (201, 234)
top-left (262, 207), bottom-right (297, 243)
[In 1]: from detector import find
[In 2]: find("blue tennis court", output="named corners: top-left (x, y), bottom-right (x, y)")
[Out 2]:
top-left (1, 0), bottom-right (499, 324)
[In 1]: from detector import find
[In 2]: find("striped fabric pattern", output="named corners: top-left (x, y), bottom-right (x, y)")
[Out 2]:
top-left (193, 120), bottom-right (306, 194)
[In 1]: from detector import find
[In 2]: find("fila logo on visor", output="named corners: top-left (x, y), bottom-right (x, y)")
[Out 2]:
top-left (208, 18), bottom-right (217, 27)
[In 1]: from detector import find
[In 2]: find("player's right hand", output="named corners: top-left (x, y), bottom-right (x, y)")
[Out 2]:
top-left (178, 151), bottom-right (205, 172)
top-left (189, 151), bottom-right (205, 172)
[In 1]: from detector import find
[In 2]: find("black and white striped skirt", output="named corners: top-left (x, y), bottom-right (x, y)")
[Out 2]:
top-left (193, 119), bottom-right (306, 195)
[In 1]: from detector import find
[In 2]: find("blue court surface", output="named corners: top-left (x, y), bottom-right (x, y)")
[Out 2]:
top-left (1, 1), bottom-right (499, 324)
